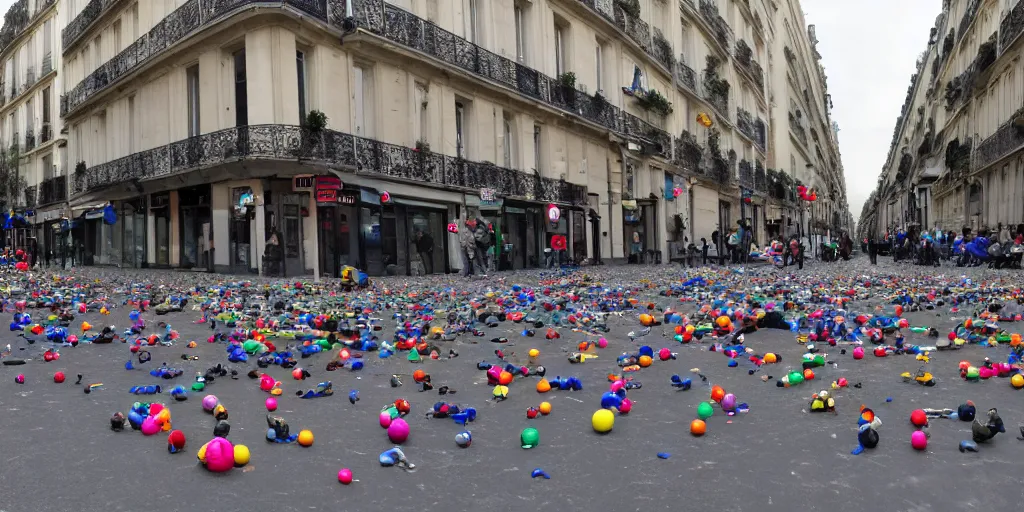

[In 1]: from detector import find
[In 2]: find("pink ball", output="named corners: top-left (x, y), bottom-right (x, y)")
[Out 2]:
top-left (597, 338), bottom-right (608, 349)
top-left (202, 395), bottom-right (219, 412)
top-left (609, 380), bottom-right (624, 393)
top-left (618, 397), bottom-right (633, 414)
top-left (149, 403), bottom-right (165, 416)
top-left (141, 416), bottom-right (160, 436)
top-left (852, 347), bottom-right (864, 360)
top-left (387, 418), bottom-right (410, 444)
top-left (259, 374), bottom-right (275, 392)
top-left (379, 411), bottom-right (393, 429)
top-left (911, 430), bottom-right (927, 451)
top-left (14, 374), bottom-right (24, 384)
top-left (265, 397), bottom-right (278, 411)
top-left (205, 437), bottom-right (235, 472)
top-left (68, 334), bottom-right (78, 344)
top-left (337, 468), bottom-right (353, 484)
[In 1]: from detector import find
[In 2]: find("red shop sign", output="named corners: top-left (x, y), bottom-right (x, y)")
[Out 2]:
top-left (315, 175), bottom-right (342, 190)
top-left (316, 189), bottom-right (338, 202)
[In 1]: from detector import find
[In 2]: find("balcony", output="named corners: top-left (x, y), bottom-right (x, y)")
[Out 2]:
top-left (25, 66), bottom-right (35, 89)
top-left (24, 130), bottom-right (34, 151)
top-left (40, 124), bottom-right (51, 144)
top-left (788, 112), bottom-right (808, 148)
top-left (613, 5), bottom-right (651, 54)
top-left (24, 185), bottom-right (35, 207)
top-left (575, 0), bottom-right (674, 75)
top-left (62, 0), bottom-right (122, 52)
top-left (72, 124), bottom-right (589, 206)
top-left (733, 39), bottom-right (764, 91)
top-left (738, 159), bottom-right (753, 187)
top-left (736, 108), bottom-right (765, 152)
top-left (698, 0), bottom-right (731, 52)
top-left (974, 106), bottom-right (1024, 172)
top-left (38, 175), bottom-right (67, 205)
top-left (0, 0), bottom-right (55, 56)
top-left (675, 57), bottom-right (698, 93)
top-left (674, 130), bottom-right (705, 176)
top-left (754, 160), bottom-right (766, 193)
top-left (1001, 0), bottom-right (1024, 54)
top-left (62, 0), bottom-right (330, 117)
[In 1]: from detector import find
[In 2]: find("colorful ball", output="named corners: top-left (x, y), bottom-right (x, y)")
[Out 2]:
top-left (1012, 374), bottom-right (1024, 389)
top-left (618, 397), bottom-right (633, 414)
top-left (910, 409), bottom-right (928, 427)
top-left (379, 411), bottom-right (393, 428)
top-left (297, 429), bottom-right (314, 447)
top-left (803, 368), bottom-right (815, 380)
top-left (852, 347), bottom-right (864, 359)
top-left (764, 353), bottom-right (777, 364)
top-left (911, 430), bottom-right (927, 450)
top-left (690, 419), bottom-right (707, 436)
top-left (14, 374), bottom-right (24, 384)
top-left (520, 427), bottom-right (539, 449)
top-left (528, 348), bottom-right (540, 358)
top-left (338, 468), bottom-right (354, 484)
top-left (697, 401), bottom-right (714, 420)
top-left (204, 437), bottom-right (235, 472)
top-left (710, 385), bottom-right (725, 403)
top-left (721, 393), bottom-right (736, 412)
top-left (498, 371), bottom-right (514, 386)
top-left (455, 430), bottom-right (472, 448)
top-left (536, 379), bottom-right (552, 393)
top-left (638, 355), bottom-right (653, 367)
top-left (202, 395), bottom-right (219, 412)
top-left (539, 401), bottom-right (552, 415)
top-left (597, 338), bottom-right (608, 349)
top-left (53, 371), bottom-right (65, 383)
top-left (387, 418), bottom-right (410, 444)
top-left (265, 397), bottom-right (278, 411)
top-left (592, 409), bottom-right (615, 433)
top-left (168, 429), bottom-right (186, 452)
top-left (658, 348), bottom-right (672, 361)
top-left (141, 416), bottom-right (160, 436)
top-left (233, 444), bottom-right (251, 467)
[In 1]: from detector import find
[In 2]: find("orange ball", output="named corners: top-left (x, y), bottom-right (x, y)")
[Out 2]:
top-left (763, 353), bottom-right (777, 364)
top-left (291, 368), bottom-right (304, 380)
top-left (539, 401), bottom-right (552, 415)
top-left (803, 368), bottom-right (815, 380)
top-left (499, 371), bottom-right (514, 386)
top-left (639, 314), bottom-right (654, 327)
top-left (710, 385), bottom-right (725, 403)
top-left (638, 355), bottom-right (653, 368)
top-left (685, 324), bottom-right (695, 334)
top-left (536, 379), bottom-right (551, 393)
top-left (690, 419), bottom-right (707, 436)
top-left (413, 369), bottom-right (427, 383)
top-left (1012, 333), bottom-right (1022, 347)
top-left (716, 316), bottom-right (730, 328)
top-left (675, 325), bottom-right (684, 335)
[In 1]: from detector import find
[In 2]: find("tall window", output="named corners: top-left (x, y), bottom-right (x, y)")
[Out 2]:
top-left (353, 64), bottom-right (375, 137)
top-left (42, 19), bottom-right (51, 66)
top-left (503, 111), bottom-right (515, 168)
top-left (26, 99), bottom-right (33, 137)
top-left (296, 50), bottom-right (307, 123)
top-left (128, 94), bottom-right (135, 152)
top-left (466, 0), bottom-right (479, 43)
top-left (680, 24), bottom-right (690, 64)
top-left (554, 22), bottom-right (567, 76)
top-left (533, 124), bottom-right (542, 172)
top-left (8, 113), bottom-right (14, 146)
top-left (514, 4), bottom-right (526, 64)
top-left (113, 19), bottom-right (122, 54)
top-left (595, 41), bottom-right (604, 92)
top-left (233, 49), bottom-right (248, 127)
top-left (455, 101), bottom-right (467, 159)
top-left (415, 82), bottom-right (428, 143)
top-left (130, 3), bottom-right (139, 40)
top-left (187, 64), bottom-right (200, 137)
top-left (42, 86), bottom-right (50, 126)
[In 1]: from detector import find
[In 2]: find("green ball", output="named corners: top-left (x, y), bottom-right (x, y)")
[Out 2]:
top-left (697, 401), bottom-right (714, 420)
top-left (521, 427), bottom-right (539, 448)
top-left (191, 382), bottom-right (205, 392)
top-left (789, 371), bottom-right (804, 385)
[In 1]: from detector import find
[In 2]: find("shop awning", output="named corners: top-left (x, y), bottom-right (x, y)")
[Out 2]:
top-left (71, 202), bottom-right (109, 217)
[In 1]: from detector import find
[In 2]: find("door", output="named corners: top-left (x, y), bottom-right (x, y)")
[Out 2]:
top-left (718, 200), bottom-right (731, 257)
top-left (318, 206), bottom-right (337, 278)
top-left (281, 194), bottom-right (305, 276)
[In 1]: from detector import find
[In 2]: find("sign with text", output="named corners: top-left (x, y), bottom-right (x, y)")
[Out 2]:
top-left (315, 189), bottom-right (338, 203)
top-left (316, 175), bottom-right (342, 190)
top-left (293, 175), bottom-right (315, 192)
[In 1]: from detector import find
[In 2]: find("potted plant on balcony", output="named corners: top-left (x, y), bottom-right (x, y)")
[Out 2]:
top-left (615, 0), bottom-right (641, 18)
top-left (556, 72), bottom-right (577, 107)
top-left (635, 88), bottom-right (673, 117)
top-left (301, 110), bottom-right (329, 157)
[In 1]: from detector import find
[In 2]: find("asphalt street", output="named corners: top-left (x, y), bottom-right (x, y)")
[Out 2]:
top-left (0, 258), bottom-right (1020, 512)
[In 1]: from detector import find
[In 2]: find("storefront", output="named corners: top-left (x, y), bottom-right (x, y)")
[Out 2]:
top-left (501, 201), bottom-right (544, 270)
top-left (229, 186), bottom-right (257, 274)
top-left (391, 196), bottom-right (451, 276)
top-left (309, 174), bottom-right (360, 278)
top-left (623, 199), bottom-right (658, 263)
top-left (467, 192), bottom-right (502, 272)
top-left (151, 192), bottom-right (171, 267)
top-left (121, 197), bottom-right (147, 268)
top-left (178, 185), bottom-right (212, 270)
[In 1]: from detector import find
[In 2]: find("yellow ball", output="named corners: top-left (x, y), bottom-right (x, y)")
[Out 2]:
top-left (197, 442), bottom-right (209, 463)
top-left (1012, 374), bottom-right (1024, 389)
top-left (528, 348), bottom-right (540, 358)
top-left (234, 444), bottom-right (251, 467)
top-left (539, 401), bottom-right (552, 415)
top-left (592, 409), bottom-right (615, 433)
top-left (297, 429), bottom-right (314, 447)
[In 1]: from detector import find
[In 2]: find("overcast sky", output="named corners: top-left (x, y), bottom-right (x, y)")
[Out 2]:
top-left (802, 0), bottom-right (941, 222)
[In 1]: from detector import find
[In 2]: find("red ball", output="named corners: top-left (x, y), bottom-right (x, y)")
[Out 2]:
top-left (910, 409), bottom-right (928, 427)
top-left (168, 429), bottom-right (186, 450)
top-left (53, 371), bottom-right (65, 383)
top-left (947, 332), bottom-right (956, 341)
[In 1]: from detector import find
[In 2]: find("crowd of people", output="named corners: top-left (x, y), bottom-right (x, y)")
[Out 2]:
top-left (864, 223), bottom-right (1024, 269)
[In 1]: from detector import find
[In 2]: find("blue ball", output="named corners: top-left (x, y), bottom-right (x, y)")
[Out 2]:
top-left (455, 430), bottom-right (472, 448)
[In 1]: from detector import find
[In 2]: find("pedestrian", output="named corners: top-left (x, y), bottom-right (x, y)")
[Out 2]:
top-left (701, 237), bottom-right (709, 265)
top-left (685, 237), bottom-right (697, 267)
top-left (728, 229), bottom-right (741, 264)
top-left (868, 236), bottom-right (878, 265)
top-left (414, 229), bottom-right (434, 275)
top-left (460, 219), bottom-right (477, 277)
top-left (472, 217), bottom-right (489, 277)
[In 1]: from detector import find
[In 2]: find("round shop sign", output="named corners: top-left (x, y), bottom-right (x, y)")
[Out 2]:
top-left (546, 204), bottom-right (561, 223)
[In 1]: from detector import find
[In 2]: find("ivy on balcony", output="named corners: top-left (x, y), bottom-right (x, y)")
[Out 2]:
top-left (613, 3), bottom-right (650, 53)
top-left (675, 130), bottom-right (704, 176)
top-left (974, 108), bottom-right (1024, 171)
top-left (698, 0), bottom-right (731, 51)
top-left (754, 160), bottom-right (766, 192)
top-left (999, 0), bottom-right (1024, 54)
top-left (675, 57), bottom-right (697, 91)
top-left (733, 39), bottom-right (764, 90)
top-left (651, 28), bottom-right (675, 71)
top-left (703, 55), bottom-right (730, 119)
top-left (634, 88), bottom-right (673, 117)
top-left (738, 159), bottom-right (753, 186)
top-left (944, 138), bottom-right (972, 174)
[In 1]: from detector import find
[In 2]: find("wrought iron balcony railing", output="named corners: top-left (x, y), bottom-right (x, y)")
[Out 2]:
top-left (42, 52), bottom-right (52, 74)
top-left (733, 39), bottom-right (764, 91)
top-left (698, 0), bottom-right (731, 52)
top-left (738, 159), bottom-right (753, 187)
top-left (676, 57), bottom-right (697, 93)
top-left (613, 5), bottom-right (650, 53)
top-left (62, 0), bottom-right (121, 52)
top-left (651, 27), bottom-right (674, 72)
top-left (974, 106), bottom-right (1024, 172)
top-left (62, 0), bottom-right (329, 117)
top-left (754, 161), bottom-right (766, 193)
top-left (71, 124), bottom-right (589, 206)
top-left (24, 185), bottom-right (35, 207)
top-left (736, 107), bottom-right (764, 151)
top-left (0, 0), bottom-right (55, 56)
top-left (24, 130), bottom-right (35, 151)
top-left (788, 112), bottom-right (808, 148)
top-left (39, 175), bottom-right (67, 205)
top-left (39, 124), bottom-right (52, 144)
top-left (1000, 0), bottom-right (1024, 54)
top-left (576, 0), bottom-right (672, 74)
top-left (674, 130), bottom-right (704, 176)
top-left (702, 77), bottom-right (729, 120)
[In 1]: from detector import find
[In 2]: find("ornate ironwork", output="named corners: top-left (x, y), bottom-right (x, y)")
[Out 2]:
top-left (958, 0), bottom-right (980, 46)
top-left (39, 124), bottom-right (51, 144)
top-left (698, 0), bottom-right (731, 51)
top-left (788, 112), bottom-right (808, 148)
top-left (39, 175), bottom-right (66, 205)
top-left (62, 0), bottom-right (116, 52)
top-left (674, 130), bottom-right (704, 175)
top-left (975, 107), bottom-right (1024, 171)
top-left (754, 161), bottom-right (766, 192)
top-left (62, 0), bottom-right (328, 117)
top-left (733, 39), bottom-right (764, 91)
top-left (753, 118), bottom-right (767, 152)
top-left (1000, 0), bottom-right (1024, 54)
top-left (24, 131), bottom-right (34, 151)
top-left (676, 58), bottom-right (697, 92)
top-left (738, 159), bottom-right (753, 187)
top-left (24, 185), bottom-right (35, 207)
top-left (651, 28), bottom-right (674, 71)
top-left (0, 0), bottom-right (54, 56)
top-left (72, 124), bottom-right (588, 205)
top-left (703, 78), bottom-right (728, 120)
